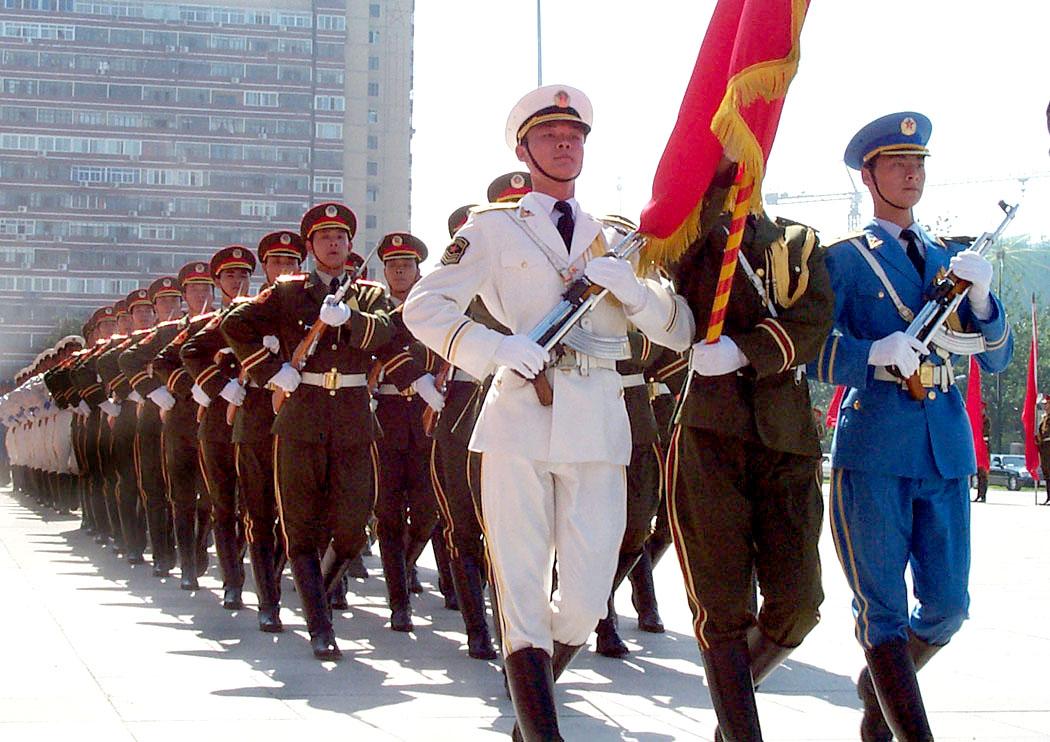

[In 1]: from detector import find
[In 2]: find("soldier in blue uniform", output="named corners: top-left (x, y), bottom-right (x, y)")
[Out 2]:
top-left (812, 112), bottom-right (1014, 741)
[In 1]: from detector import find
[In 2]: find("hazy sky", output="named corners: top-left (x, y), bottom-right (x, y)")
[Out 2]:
top-left (408, 1), bottom-right (1050, 266)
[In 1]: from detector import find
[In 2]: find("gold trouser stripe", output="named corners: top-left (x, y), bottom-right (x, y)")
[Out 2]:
top-left (272, 435), bottom-right (290, 555)
top-left (664, 424), bottom-right (711, 649)
top-left (234, 442), bottom-right (254, 546)
top-left (132, 430), bottom-right (145, 506)
top-left (159, 427), bottom-right (171, 502)
top-left (829, 468), bottom-right (875, 648)
top-left (429, 438), bottom-right (458, 561)
top-left (368, 440), bottom-right (379, 508)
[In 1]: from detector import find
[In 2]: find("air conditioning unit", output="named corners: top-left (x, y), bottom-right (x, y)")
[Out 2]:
top-left (17, 234), bottom-right (27, 241)
top-left (179, 46), bottom-right (190, 53)
top-left (56, 263), bottom-right (67, 271)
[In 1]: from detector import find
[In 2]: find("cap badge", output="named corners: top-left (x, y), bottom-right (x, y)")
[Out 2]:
top-left (554, 90), bottom-right (570, 108)
top-left (900, 117), bottom-right (917, 136)
top-left (391, 235), bottom-right (403, 247)
top-left (196, 263), bottom-right (205, 272)
top-left (325, 205), bottom-right (338, 218)
top-left (138, 290), bottom-right (146, 298)
top-left (511, 174), bottom-right (526, 188)
top-left (280, 233), bottom-right (292, 244)
top-left (163, 279), bottom-right (171, 287)
top-left (232, 248), bottom-right (242, 258)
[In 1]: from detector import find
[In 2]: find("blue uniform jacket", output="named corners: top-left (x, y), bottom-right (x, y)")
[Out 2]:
top-left (811, 221), bottom-right (1013, 479)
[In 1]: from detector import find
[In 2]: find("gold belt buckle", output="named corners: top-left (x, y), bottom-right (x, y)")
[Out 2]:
top-left (323, 368), bottom-right (340, 391)
top-left (919, 365), bottom-right (934, 387)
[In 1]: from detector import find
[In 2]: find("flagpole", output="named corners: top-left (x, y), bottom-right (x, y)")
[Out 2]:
top-left (536, 0), bottom-right (543, 86)
top-left (705, 165), bottom-right (753, 342)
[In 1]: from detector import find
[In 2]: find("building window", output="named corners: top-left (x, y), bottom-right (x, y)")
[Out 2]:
top-left (366, 161), bottom-right (378, 176)
top-left (244, 91), bottom-right (279, 108)
top-left (317, 68), bottom-right (344, 85)
top-left (139, 224), bottom-right (175, 241)
top-left (313, 176), bottom-right (343, 194)
top-left (369, 4), bottom-right (380, 18)
top-left (317, 14), bottom-right (346, 31)
top-left (368, 30), bottom-right (379, 43)
top-left (0, 218), bottom-right (35, 236)
top-left (241, 200), bottom-right (277, 218)
top-left (368, 56), bottom-right (379, 71)
top-left (367, 135), bottom-right (378, 150)
top-left (315, 122), bottom-right (343, 139)
top-left (365, 215), bottom-right (377, 229)
top-left (314, 95), bottom-right (345, 111)
top-left (367, 109), bottom-right (378, 124)
top-left (367, 82), bottom-right (379, 97)
top-left (366, 186), bottom-right (378, 203)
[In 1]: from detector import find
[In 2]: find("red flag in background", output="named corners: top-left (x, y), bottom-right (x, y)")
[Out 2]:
top-left (638, 0), bottom-right (810, 266)
top-left (825, 385), bottom-right (846, 430)
top-left (1022, 295), bottom-right (1040, 479)
top-left (965, 356), bottom-right (990, 470)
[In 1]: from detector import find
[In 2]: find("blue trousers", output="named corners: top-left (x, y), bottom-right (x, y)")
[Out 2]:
top-left (829, 468), bottom-right (970, 649)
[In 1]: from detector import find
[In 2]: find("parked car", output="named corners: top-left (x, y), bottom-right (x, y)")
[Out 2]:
top-left (987, 454), bottom-right (1043, 491)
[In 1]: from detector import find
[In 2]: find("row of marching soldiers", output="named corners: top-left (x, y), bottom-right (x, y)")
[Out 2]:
top-left (0, 171), bottom-right (682, 664)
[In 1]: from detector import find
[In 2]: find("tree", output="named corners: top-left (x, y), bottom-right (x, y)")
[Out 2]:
top-left (40, 314), bottom-right (89, 350)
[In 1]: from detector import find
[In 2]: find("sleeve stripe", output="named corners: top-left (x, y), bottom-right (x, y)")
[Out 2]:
top-left (655, 355), bottom-right (688, 381)
top-left (442, 319), bottom-right (472, 362)
top-left (129, 371), bottom-right (149, 388)
top-left (662, 296), bottom-right (679, 334)
top-left (985, 324), bottom-right (1010, 352)
top-left (194, 365), bottom-right (220, 387)
top-left (757, 318), bottom-right (794, 373)
top-left (360, 315), bottom-right (375, 348)
top-left (817, 335), bottom-right (840, 383)
top-left (384, 354), bottom-right (412, 376)
top-left (167, 367), bottom-right (187, 392)
top-left (241, 347), bottom-right (270, 372)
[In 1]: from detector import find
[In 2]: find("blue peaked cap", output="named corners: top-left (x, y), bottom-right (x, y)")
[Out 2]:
top-left (844, 111), bottom-right (931, 170)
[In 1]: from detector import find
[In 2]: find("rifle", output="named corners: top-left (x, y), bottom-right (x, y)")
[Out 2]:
top-left (422, 360), bottom-right (451, 436)
top-left (272, 244), bottom-right (381, 413)
top-left (895, 200), bottom-right (1019, 400)
top-left (522, 231), bottom-right (647, 405)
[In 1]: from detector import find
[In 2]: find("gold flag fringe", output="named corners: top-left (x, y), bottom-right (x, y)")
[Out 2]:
top-left (640, 0), bottom-right (808, 271)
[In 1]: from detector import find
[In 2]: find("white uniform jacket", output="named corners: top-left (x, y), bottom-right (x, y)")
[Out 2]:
top-left (403, 192), bottom-right (693, 466)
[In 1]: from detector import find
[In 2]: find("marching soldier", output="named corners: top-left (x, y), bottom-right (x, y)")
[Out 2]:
top-left (667, 155), bottom-right (834, 740)
top-left (150, 262), bottom-right (216, 590)
top-left (232, 230), bottom-right (307, 631)
top-left (814, 112), bottom-right (1013, 741)
top-left (403, 85), bottom-right (693, 738)
top-left (180, 246), bottom-right (256, 609)
top-left (119, 276), bottom-right (182, 576)
top-left (221, 202), bottom-right (422, 659)
top-left (1039, 396), bottom-right (1050, 506)
top-left (369, 232), bottom-right (446, 632)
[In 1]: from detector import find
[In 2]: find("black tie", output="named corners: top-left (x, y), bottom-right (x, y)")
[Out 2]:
top-left (329, 277), bottom-right (340, 293)
top-left (900, 229), bottom-right (925, 279)
top-left (553, 200), bottom-right (574, 252)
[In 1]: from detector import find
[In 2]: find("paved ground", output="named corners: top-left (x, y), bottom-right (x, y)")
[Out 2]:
top-left (2, 481), bottom-right (1049, 741)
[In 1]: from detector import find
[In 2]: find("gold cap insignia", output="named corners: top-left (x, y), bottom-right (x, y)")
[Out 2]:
top-left (391, 235), bottom-right (403, 247)
top-left (554, 90), bottom-right (570, 108)
top-left (900, 117), bottom-right (917, 136)
top-left (162, 279), bottom-right (171, 287)
top-left (511, 173), bottom-right (525, 188)
top-left (325, 205), bottom-right (338, 218)
top-left (232, 248), bottom-right (242, 258)
top-left (280, 233), bottom-right (291, 244)
top-left (196, 263), bottom-right (205, 272)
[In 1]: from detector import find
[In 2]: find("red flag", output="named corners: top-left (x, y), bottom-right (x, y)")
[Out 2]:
top-left (965, 356), bottom-right (989, 470)
top-left (639, 0), bottom-right (810, 266)
top-left (1022, 295), bottom-right (1040, 479)
top-left (825, 385), bottom-right (846, 430)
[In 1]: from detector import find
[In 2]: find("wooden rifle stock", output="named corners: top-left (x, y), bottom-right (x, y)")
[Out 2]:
top-left (898, 275), bottom-right (973, 401)
top-left (422, 361), bottom-right (451, 436)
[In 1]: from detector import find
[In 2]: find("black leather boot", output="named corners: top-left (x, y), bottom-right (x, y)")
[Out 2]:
top-left (249, 542), bottom-right (283, 633)
top-left (289, 553), bottom-right (340, 660)
top-left (506, 647), bottom-right (561, 742)
top-left (858, 632), bottom-right (940, 742)
top-left (628, 548), bottom-right (665, 632)
top-left (320, 545), bottom-right (353, 610)
top-left (379, 537), bottom-right (413, 631)
top-left (746, 626), bottom-right (793, 689)
top-left (702, 637), bottom-right (762, 742)
top-left (173, 507), bottom-right (199, 591)
top-left (432, 533), bottom-right (459, 610)
top-left (213, 518), bottom-right (245, 609)
top-left (450, 555), bottom-right (497, 660)
top-left (347, 552), bottom-right (369, 579)
top-left (595, 594), bottom-right (630, 658)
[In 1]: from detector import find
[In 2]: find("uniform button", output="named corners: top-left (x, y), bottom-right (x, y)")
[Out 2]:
top-left (877, 291), bottom-right (885, 299)
top-left (329, 391), bottom-right (336, 397)
top-left (331, 344), bottom-right (337, 350)
top-left (852, 400), bottom-right (861, 410)
top-left (755, 267), bottom-right (765, 277)
top-left (927, 391), bottom-right (936, 401)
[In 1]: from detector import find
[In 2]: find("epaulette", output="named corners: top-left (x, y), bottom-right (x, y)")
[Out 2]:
top-left (131, 328), bottom-right (152, 337)
top-left (773, 215), bottom-right (816, 231)
top-left (275, 273), bottom-right (307, 284)
top-left (156, 318), bottom-right (182, 328)
top-left (472, 202), bottom-right (519, 214)
top-left (825, 231), bottom-right (867, 248)
top-left (600, 214), bottom-right (638, 235)
top-left (190, 310), bottom-right (217, 322)
top-left (355, 278), bottom-right (385, 290)
top-left (231, 294), bottom-right (253, 305)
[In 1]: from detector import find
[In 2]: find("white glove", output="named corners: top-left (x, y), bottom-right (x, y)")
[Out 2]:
top-left (492, 335), bottom-right (548, 378)
top-left (949, 250), bottom-right (993, 319)
top-left (584, 256), bottom-right (647, 313)
top-left (689, 337), bottom-right (749, 376)
top-left (868, 331), bottom-right (926, 378)
top-left (219, 379), bottom-right (246, 406)
top-left (127, 390), bottom-right (143, 404)
top-left (413, 373), bottom-right (445, 413)
top-left (99, 399), bottom-right (121, 418)
top-left (191, 383), bottom-right (211, 408)
top-left (268, 362), bottom-right (301, 394)
top-left (262, 334), bottom-right (280, 353)
top-left (319, 295), bottom-right (352, 326)
top-left (76, 400), bottom-right (91, 417)
top-left (147, 387), bottom-right (176, 412)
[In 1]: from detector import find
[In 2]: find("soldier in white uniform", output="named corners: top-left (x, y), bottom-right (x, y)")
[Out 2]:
top-left (403, 84), bottom-right (693, 740)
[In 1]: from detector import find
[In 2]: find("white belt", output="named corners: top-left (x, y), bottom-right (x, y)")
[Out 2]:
top-left (649, 382), bottom-right (672, 397)
top-left (376, 383), bottom-right (414, 396)
top-left (300, 371), bottom-right (368, 390)
top-left (451, 368), bottom-right (477, 383)
top-left (620, 373), bottom-right (646, 388)
top-left (551, 348), bottom-right (616, 376)
top-left (873, 362), bottom-right (954, 391)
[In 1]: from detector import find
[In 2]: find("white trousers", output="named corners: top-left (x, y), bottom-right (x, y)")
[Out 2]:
top-left (480, 450), bottom-right (626, 656)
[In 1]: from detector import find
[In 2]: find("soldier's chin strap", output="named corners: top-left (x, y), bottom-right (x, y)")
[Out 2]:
top-left (867, 159), bottom-right (910, 212)
top-left (523, 139), bottom-right (581, 184)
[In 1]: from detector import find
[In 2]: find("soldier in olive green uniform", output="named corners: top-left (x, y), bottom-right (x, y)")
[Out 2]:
top-left (180, 246), bottom-right (256, 609)
top-left (667, 163), bottom-right (833, 740)
top-left (221, 203), bottom-right (422, 659)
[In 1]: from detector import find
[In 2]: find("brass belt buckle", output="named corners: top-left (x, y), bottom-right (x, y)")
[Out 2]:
top-left (323, 368), bottom-right (340, 391)
top-left (919, 365), bottom-right (934, 388)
